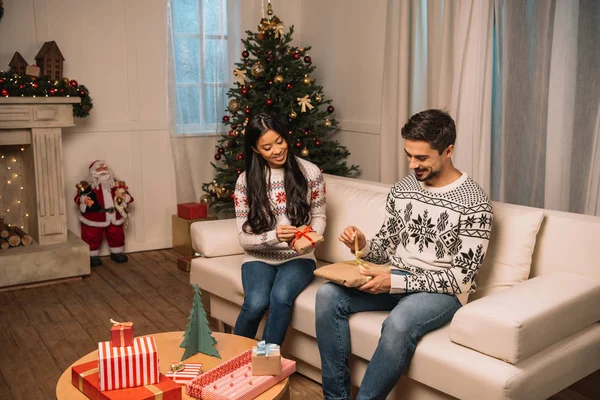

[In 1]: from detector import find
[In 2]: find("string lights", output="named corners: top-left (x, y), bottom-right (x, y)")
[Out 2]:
top-left (0, 145), bottom-right (29, 232)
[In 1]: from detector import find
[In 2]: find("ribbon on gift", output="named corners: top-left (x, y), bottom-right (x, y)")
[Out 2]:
top-left (255, 341), bottom-right (279, 357)
top-left (146, 384), bottom-right (164, 400)
top-left (291, 225), bottom-right (316, 250)
top-left (110, 318), bottom-right (133, 346)
top-left (78, 367), bottom-right (98, 392)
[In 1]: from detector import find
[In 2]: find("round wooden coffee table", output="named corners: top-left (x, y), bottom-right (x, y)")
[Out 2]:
top-left (56, 331), bottom-right (290, 400)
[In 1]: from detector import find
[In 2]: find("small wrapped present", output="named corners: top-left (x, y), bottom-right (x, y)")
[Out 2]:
top-left (165, 361), bottom-right (203, 384)
top-left (177, 202), bottom-right (207, 220)
top-left (290, 225), bottom-right (324, 254)
top-left (72, 360), bottom-right (182, 400)
top-left (251, 341), bottom-right (281, 376)
top-left (98, 336), bottom-right (160, 391)
top-left (110, 318), bottom-right (134, 347)
top-left (186, 349), bottom-right (296, 400)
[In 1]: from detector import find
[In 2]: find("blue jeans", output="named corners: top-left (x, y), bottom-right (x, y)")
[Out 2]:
top-left (233, 258), bottom-right (316, 345)
top-left (315, 272), bottom-right (462, 400)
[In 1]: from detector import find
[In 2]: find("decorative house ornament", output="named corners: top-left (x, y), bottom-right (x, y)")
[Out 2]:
top-left (35, 40), bottom-right (64, 81)
top-left (9, 52), bottom-right (27, 76)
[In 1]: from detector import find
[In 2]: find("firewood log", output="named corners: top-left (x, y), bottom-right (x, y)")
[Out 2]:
top-left (7, 231), bottom-right (21, 247)
top-left (0, 238), bottom-right (9, 250)
top-left (0, 218), bottom-right (9, 239)
top-left (12, 226), bottom-right (33, 246)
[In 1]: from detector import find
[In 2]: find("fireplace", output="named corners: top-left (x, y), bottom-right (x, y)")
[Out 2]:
top-left (0, 97), bottom-right (90, 288)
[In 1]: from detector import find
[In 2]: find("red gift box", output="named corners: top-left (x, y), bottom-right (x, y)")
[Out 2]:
top-left (72, 360), bottom-right (182, 400)
top-left (165, 362), bottom-right (203, 384)
top-left (98, 336), bottom-right (160, 391)
top-left (186, 349), bottom-right (296, 400)
top-left (110, 320), bottom-right (134, 347)
top-left (177, 202), bottom-right (207, 220)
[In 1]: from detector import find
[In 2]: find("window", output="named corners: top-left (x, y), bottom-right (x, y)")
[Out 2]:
top-left (170, 0), bottom-right (234, 135)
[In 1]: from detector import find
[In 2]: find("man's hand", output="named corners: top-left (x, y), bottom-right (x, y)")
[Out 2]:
top-left (276, 225), bottom-right (298, 242)
top-left (83, 196), bottom-right (94, 207)
top-left (358, 269), bottom-right (391, 294)
top-left (339, 226), bottom-right (366, 253)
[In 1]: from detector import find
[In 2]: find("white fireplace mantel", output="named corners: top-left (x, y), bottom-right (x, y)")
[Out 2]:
top-left (0, 97), bottom-right (90, 288)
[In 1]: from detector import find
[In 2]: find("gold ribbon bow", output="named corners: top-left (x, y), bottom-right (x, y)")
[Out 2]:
top-left (110, 318), bottom-right (133, 328)
top-left (297, 95), bottom-right (314, 113)
top-left (354, 234), bottom-right (370, 271)
top-left (233, 68), bottom-right (246, 86)
top-left (258, 15), bottom-right (283, 37)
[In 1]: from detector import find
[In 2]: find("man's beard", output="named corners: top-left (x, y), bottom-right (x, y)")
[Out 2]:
top-left (92, 171), bottom-right (114, 189)
top-left (414, 168), bottom-right (441, 182)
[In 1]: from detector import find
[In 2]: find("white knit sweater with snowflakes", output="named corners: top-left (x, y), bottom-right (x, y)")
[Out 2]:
top-left (362, 172), bottom-right (493, 298)
top-left (234, 157), bottom-right (326, 265)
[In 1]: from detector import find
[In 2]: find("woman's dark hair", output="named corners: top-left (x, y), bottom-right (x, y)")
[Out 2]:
top-left (401, 109), bottom-right (456, 154)
top-left (242, 112), bottom-right (311, 234)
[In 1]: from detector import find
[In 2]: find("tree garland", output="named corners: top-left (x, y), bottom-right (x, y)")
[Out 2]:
top-left (0, 71), bottom-right (93, 118)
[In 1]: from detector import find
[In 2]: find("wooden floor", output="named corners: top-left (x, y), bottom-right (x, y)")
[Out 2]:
top-left (0, 249), bottom-right (597, 399)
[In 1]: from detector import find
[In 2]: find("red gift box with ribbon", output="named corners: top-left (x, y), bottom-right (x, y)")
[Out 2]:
top-left (290, 225), bottom-right (324, 255)
top-left (110, 319), bottom-right (134, 347)
top-left (72, 360), bottom-right (181, 400)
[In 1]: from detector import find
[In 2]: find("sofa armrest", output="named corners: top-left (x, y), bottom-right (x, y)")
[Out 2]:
top-left (449, 272), bottom-right (600, 364)
top-left (190, 218), bottom-right (244, 257)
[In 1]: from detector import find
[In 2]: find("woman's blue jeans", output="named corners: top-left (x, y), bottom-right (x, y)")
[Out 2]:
top-left (315, 272), bottom-right (462, 400)
top-left (233, 258), bottom-right (316, 345)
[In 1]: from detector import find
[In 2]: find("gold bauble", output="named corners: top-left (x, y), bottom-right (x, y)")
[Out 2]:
top-left (289, 110), bottom-right (297, 119)
top-left (63, 77), bottom-right (69, 83)
top-left (273, 75), bottom-right (284, 84)
top-left (228, 99), bottom-right (241, 113)
top-left (233, 130), bottom-right (240, 137)
top-left (53, 80), bottom-right (60, 86)
top-left (301, 148), bottom-right (310, 157)
top-left (199, 195), bottom-right (210, 204)
top-left (302, 76), bottom-right (311, 86)
top-left (251, 64), bottom-right (265, 78)
top-left (324, 119), bottom-right (332, 128)
top-left (314, 94), bottom-right (322, 103)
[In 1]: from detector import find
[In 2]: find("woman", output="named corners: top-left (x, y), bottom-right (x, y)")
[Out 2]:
top-left (232, 112), bottom-right (326, 346)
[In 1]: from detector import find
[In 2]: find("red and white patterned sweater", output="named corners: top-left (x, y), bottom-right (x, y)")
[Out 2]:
top-left (234, 157), bottom-right (326, 265)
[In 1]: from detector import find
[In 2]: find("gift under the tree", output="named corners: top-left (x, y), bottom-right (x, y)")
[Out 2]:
top-left (165, 362), bottom-right (203, 384)
top-left (98, 336), bottom-right (160, 391)
top-left (110, 319), bottom-right (134, 347)
top-left (290, 225), bottom-right (324, 254)
top-left (186, 349), bottom-right (296, 400)
top-left (251, 341), bottom-right (281, 376)
top-left (71, 360), bottom-right (181, 400)
top-left (177, 202), bottom-right (207, 220)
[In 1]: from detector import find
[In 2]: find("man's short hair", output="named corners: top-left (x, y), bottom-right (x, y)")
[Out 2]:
top-left (401, 109), bottom-right (456, 154)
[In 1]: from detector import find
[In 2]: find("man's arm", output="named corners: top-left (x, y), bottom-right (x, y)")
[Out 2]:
top-left (361, 190), bottom-right (402, 264)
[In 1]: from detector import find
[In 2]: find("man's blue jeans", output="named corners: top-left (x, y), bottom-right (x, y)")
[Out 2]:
top-left (233, 258), bottom-right (316, 345)
top-left (315, 272), bottom-right (462, 400)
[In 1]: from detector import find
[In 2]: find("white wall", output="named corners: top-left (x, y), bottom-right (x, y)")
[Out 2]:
top-left (0, 0), bottom-right (177, 255)
top-left (0, 0), bottom-right (389, 253)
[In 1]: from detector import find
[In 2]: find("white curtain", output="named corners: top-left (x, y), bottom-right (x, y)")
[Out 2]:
top-left (379, 0), bottom-right (493, 191)
top-left (492, 0), bottom-right (600, 215)
top-left (167, 0), bottom-right (240, 203)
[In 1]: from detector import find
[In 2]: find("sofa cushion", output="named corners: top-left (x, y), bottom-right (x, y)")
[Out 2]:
top-left (315, 179), bottom-right (388, 263)
top-left (470, 203), bottom-right (544, 301)
top-left (190, 218), bottom-right (244, 257)
top-left (450, 272), bottom-right (600, 364)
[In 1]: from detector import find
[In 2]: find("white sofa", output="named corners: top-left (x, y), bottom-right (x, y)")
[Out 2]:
top-left (189, 174), bottom-right (600, 400)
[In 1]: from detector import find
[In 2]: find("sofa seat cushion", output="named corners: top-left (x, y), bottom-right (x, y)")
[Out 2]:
top-left (450, 272), bottom-right (600, 364)
top-left (190, 254), bottom-right (246, 305)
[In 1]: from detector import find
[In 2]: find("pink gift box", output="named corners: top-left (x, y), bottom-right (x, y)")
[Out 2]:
top-left (98, 336), bottom-right (160, 391)
top-left (186, 349), bottom-right (296, 400)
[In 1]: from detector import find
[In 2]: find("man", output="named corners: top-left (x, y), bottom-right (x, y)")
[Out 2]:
top-left (74, 160), bottom-right (134, 267)
top-left (316, 109), bottom-right (493, 400)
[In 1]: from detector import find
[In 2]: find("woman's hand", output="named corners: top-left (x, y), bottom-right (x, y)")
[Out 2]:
top-left (276, 225), bottom-right (298, 242)
top-left (339, 226), bottom-right (366, 253)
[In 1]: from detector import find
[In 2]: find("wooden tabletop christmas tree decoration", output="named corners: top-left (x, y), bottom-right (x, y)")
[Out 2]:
top-left (180, 284), bottom-right (221, 361)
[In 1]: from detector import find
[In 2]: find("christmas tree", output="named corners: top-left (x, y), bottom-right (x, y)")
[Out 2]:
top-left (203, 2), bottom-right (359, 208)
top-left (180, 284), bottom-right (220, 361)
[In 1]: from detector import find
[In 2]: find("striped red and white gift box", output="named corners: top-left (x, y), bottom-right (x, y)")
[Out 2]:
top-left (98, 336), bottom-right (160, 391)
top-left (165, 363), bottom-right (203, 384)
top-left (186, 350), bottom-right (296, 400)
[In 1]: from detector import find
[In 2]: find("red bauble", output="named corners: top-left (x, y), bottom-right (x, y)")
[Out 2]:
top-left (241, 88), bottom-right (249, 96)
top-left (69, 80), bottom-right (78, 87)
top-left (79, 91), bottom-right (86, 97)
top-left (244, 107), bottom-right (251, 115)
top-left (222, 115), bottom-right (230, 122)
top-left (295, 141), bottom-right (302, 148)
top-left (293, 53), bottom-right (301, 60)
top-left (265, 98), bottom-right (273, 106)
top-left (214, 153), bottom-right (222, 160)
top-left (19, 84), bottom-right (24, 89)
top-left (236, 168), bottom-right (241, 175)
top-left (304, 56), bottom-right (312, 64)
top-left (236, 153), bottom-right (244, 161)
top-left (32, 83), bottom-right (38, 88)
top-left (285, 83), bottom-right (293, 90)
top-left (228, 130), bottom-right (235, 137)
top-left (242, 50), bottom-right (249, 58)
top-left (1, 89), bottom-right (8, 97)
top-left (218, 147), bottom-right (225, 154)
top-left (231, 124), bottom-right (237, 130)
top-left (315, 140), bottom-right (322, 147)
top-left (327, 105), bottom-right (335, 113)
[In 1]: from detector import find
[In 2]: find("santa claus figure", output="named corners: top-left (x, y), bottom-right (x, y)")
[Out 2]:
top-left (74, 160), bottom-right (134, 267)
